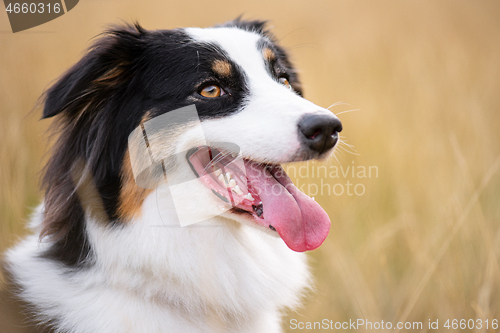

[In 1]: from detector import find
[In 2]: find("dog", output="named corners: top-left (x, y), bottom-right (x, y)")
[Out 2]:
top-left (3, 19), bottom-right (342, 332)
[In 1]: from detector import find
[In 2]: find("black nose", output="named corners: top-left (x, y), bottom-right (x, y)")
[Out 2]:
top-left (298, 114), bottom-right (343, 154)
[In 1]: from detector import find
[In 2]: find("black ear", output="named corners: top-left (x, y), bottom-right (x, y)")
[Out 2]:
top-left (42, 23), bottom-right (146, 119)
top-left (219, 16), bottom-right (269, 35)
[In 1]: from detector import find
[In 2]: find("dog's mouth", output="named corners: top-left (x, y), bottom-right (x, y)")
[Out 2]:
top-left (187, 146), bottom-right (331, 252)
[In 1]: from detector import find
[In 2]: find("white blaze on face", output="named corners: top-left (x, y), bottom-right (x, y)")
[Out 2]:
top-left (185, 27), bottom-right (339, 163)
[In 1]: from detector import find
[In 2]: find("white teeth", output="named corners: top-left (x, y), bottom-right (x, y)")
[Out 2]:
top-left (245, 193), bottom-right (254, 201)
top-left (225, 172), bottom-right (232, 180)
top-left (218, 174), bottom-right (225, 183)
top-left (233, 185), bottom-right (243, 195)
top-left (228, 179), bottom-right (236, 188)
top-left (214, 169), bottom-right (222, 176)
top-left (218, 204), bottom-right (227, 211)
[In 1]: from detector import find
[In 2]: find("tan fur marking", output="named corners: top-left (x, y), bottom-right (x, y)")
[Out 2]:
top-left (212, 60), bottom-right (232, 77)
top-left (94, 66), bottom-right (125, 86)
top-left (140, 110), bottom-right (154, 125)
top-left (262, 48), bottom-right (276, 62)
top-left (71, 158), bottom-right (109, 223)
top-left (118, 150), bottom-right (153, 220)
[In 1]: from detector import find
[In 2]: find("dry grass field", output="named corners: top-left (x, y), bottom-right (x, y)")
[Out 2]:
top-left (1, 0), bottom-right (500, 331)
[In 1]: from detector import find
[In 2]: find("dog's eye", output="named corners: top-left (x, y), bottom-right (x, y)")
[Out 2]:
top-left (278, 77), bottom-right (291, 89)
top-left (199, 84), bottom-right (225, 98)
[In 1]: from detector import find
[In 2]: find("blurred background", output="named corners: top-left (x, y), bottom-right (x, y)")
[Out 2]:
top-left (1, 0), bottom-right (500, 331)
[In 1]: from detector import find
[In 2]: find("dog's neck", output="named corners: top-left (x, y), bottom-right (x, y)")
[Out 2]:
top-left (5, 189), bottom-right (311, 330)
top-left (86, 188), bottom-right (310, 311)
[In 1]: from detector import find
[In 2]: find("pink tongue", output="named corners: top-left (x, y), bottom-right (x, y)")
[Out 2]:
top-left (245, 162), bottom-right (331, 252)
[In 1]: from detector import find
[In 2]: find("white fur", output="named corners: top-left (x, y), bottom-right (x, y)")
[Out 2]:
top-left (5, 26), bottom-right (337, 332)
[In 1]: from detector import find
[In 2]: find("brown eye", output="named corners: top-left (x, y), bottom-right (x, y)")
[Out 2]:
top-left (200, 84), bottom-right (224, 98)
top-left (279, 77), bottom-right (291, 89)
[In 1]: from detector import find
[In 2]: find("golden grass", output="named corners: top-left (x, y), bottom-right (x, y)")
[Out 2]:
top-left (1, 0), bottom-right (500, 331)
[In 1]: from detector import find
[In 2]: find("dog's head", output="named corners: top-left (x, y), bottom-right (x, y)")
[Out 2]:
top-left (41, 20), bottom-right (342, 263)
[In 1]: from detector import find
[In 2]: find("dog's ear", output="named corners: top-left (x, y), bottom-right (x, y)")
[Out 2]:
top-left (42, 23), bottom-right (146, 119)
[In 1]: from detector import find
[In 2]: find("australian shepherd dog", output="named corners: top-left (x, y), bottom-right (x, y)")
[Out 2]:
top-left (3, 19), bottom-right (342, 332)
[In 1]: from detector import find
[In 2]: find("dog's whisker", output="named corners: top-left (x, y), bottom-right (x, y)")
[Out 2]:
top-left (336, 137), bottom-right (359, 156)
top-left (334, 108), bottom-right (360, 116)
top-left (331, 151), bottom-right (342, 165)
top-left (276, 27), bottom-right (305, 43)
top-left (338, 144), bottom-right (360, 156)
top-left (326, 101), bottom-right (350, 110)
top-left (203, 151), bottom-right (233, 172)
top-left (341, 144), bottom-right (358, 153)
top-left (340, 141), bottom-right (357, 150)
top-left (338, 137), bottom-right (356, 148)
